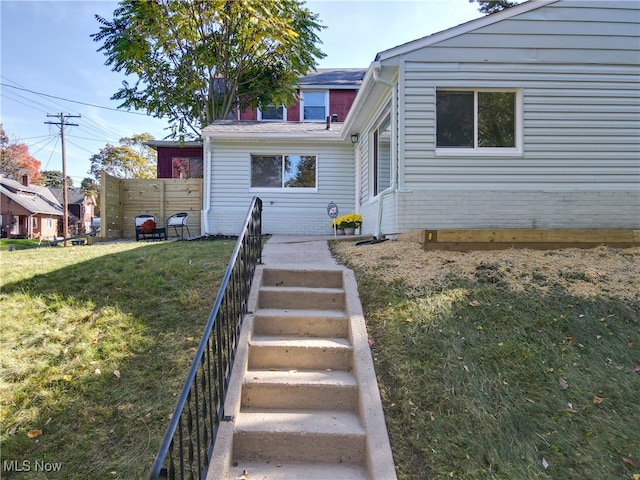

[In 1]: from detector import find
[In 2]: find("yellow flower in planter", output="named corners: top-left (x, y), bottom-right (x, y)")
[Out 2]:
top-left (331, 213), bottom-right (362, 229)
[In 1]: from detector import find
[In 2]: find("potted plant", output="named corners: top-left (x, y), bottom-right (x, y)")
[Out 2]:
top-left (331, 213), bottom-right (362, 235)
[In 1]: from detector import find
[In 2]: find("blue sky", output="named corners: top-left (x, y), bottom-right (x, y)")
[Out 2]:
top-left (0, 0), bottom-right (483, 183)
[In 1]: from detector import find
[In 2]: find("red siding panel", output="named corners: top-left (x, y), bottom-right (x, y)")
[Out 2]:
top-left (329, 90), bottom-right (358, 123)
top-left (157, 147), bottom-right (203, 178)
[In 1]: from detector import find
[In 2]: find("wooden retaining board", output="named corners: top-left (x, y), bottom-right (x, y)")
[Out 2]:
top-left (423, 229), bottom-right (640, 251)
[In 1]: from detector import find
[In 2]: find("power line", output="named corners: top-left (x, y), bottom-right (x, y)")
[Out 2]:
top-left (66, 138), bottom-right (99, 156)
top-left (41, 136), bottom-right (60, 172)
top-left (2, 82), bottom-right (126, 141)
top-left (2, 82), bottom-right (151, 116)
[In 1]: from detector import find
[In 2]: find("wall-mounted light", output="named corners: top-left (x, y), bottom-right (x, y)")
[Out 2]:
top-left (351, 133), bottom-right (359, 144)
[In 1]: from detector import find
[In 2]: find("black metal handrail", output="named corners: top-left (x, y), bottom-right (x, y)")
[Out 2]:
top-left (150, 197), bottom-right (262, 480)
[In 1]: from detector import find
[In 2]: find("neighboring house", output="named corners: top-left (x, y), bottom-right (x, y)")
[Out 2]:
top-left (201, 0), bottom-right (639, 237)
top-left (0, 176), bottom-right (63, 239)
top-left (50, 187), bottom-right (97, 235)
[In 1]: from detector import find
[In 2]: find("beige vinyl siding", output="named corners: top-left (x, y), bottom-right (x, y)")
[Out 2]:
top-left (207, 141), bottom-right (354, 235)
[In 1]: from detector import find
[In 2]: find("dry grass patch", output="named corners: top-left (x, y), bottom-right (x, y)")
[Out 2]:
top-left (335, 242), bottom-right (640, 301)
top-left (332, 241), bottom-right (640, 480)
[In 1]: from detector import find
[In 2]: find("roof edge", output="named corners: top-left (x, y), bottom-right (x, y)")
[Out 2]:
top-left (375, 0), bottom-right (559, 62)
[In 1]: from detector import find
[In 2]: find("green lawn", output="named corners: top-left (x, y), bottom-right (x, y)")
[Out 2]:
top-left (0, 239), bottom-right (235, 479)
top-left (0, 239), bottom-right (45, 251)
top-left (332, 242), bottom-right (640, 480)
top-left (3, 237), bottom-right (638, 480)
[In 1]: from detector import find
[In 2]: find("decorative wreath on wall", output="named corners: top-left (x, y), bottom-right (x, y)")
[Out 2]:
top-left (140, 219), bottom-right (156, 233)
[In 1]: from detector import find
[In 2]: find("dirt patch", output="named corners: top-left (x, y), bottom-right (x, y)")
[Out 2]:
top-left (332, 241), bottom-right (640, 302)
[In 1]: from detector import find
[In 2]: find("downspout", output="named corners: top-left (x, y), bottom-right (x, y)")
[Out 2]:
top-left (355, 144), bottom-right (362, 216)
top-left (202, 135), bottom-right (213, 235)
top-left (372, 64), bottom-right (397, 239)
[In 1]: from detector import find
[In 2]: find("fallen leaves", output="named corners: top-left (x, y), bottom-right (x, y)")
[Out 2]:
top-left (27, 429), bottom-right (42, 439)
top-left (559, 377), bottom-right (569, 389)
top-left (622, 457), bottom-right (637, 468)
top-left (592, 395), bottom-right (604, 405)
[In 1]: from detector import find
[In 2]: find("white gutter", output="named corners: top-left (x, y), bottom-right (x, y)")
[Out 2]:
top-left (372, 63), bottom-right (398, 240)
top-left (372, 62), bottom-right (393, 88)
top-left (202, 135), bottom-right (213, 235)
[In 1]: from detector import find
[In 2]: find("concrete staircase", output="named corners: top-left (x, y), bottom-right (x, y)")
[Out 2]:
top-left (208, 266), bottom-right (396, 480)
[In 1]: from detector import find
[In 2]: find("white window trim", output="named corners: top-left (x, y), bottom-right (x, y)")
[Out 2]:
top-left (369, 106), bottom-right (394, 198)
top-left (299, 90), bottom-right (329, 122)
top-left (249, 153), bottom-right (319, 193)
top-left (435, 88), bottom-right (523, 156)
top-left (257, 104), bottom-right (287, 121)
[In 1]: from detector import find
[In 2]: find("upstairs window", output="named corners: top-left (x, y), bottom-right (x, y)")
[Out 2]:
top-left (301, 91), bottom-right (327, 121)
top-left (258, 104), bottom-right (286, 121)
top-left (251, 155), bottom-right (317, 189)
top-left (436, 90), bottom-right (519, 151)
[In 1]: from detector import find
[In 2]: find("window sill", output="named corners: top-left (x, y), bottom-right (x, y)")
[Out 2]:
top-left (249, 187), bottom-right (319, 193)
top-left (435, 148), bottom-right (522, 157)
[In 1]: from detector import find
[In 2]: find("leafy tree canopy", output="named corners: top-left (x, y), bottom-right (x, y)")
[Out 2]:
top-left (41, 170), bottom-right (74, 188)
top-left (89, 133), bottom-right (156, 180)
top-left (470, 0), bottom-right (518, 15)
top-left (81, 177), bottom-right (99, 195)
top-left (92, 0), bottom-right (326, 138)
top-left (0, 126), bottom-right (42, 184)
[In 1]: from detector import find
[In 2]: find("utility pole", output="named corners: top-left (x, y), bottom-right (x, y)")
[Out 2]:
top-left (46, 113), bottom-right (80, 246)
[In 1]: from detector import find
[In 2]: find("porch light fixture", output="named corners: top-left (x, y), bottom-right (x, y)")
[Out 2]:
top-left (351, 134), bottom-right (359, 144)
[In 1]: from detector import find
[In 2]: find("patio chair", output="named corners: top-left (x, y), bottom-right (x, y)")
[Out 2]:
top-left (135, 214), bottom-right (167, 241)
top-left (166, 212), bottom-right (191, 239)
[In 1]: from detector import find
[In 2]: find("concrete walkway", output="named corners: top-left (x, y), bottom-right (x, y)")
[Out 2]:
top-left (208, 235), bottom-right (397, 479)
top-left (260, 234), bottom-right (345, 265)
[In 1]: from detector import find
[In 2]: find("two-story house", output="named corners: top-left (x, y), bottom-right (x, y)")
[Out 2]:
top-left (148, 68), bottom-right (367, 185)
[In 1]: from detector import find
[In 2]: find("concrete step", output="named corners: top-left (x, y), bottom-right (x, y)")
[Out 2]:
top-left (242, 369), bottom-right (358, 410)
top-left (252, 308), bottom-right (349, 338)
top-left (227, 460), bottom-right (369, 480)
top-left (262, 268), bottom-right (344, 289)
top-left (258, 285), bottom-right (345, 310)
top-left (233, 409), bottom-right (366, 464)
top-left (248, 336), bottom-right (352, 370)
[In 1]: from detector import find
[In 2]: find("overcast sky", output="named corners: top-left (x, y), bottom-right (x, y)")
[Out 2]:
top-left (0, 0), bottom-right (483, 183)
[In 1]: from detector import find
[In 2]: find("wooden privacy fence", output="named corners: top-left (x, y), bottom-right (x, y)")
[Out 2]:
top-left (100, 172), bottom-right (203, 240)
